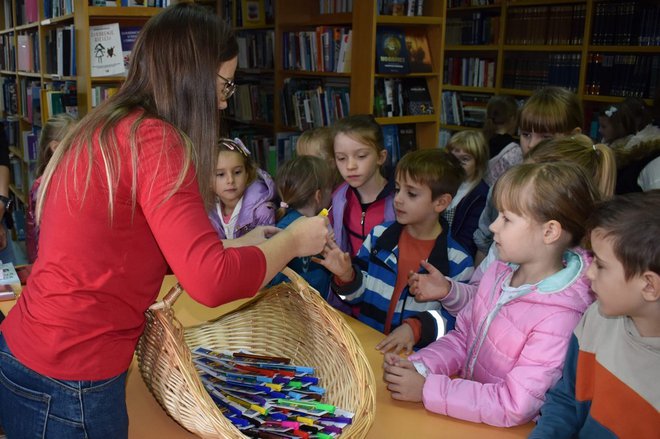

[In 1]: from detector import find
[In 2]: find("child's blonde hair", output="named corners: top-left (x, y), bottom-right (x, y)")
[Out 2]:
top-left (519, 87), bottom-right (583, 135)
top-left (493, 162), bottom-right (600, 247)
top-left (446, 130), bottom-right (489, 183)
top-left (527, 134), bottom-right (617, 198)
top-left (275, 155), bottom-right (332, 220)
top-left (333, 114), bottom-right (385, 155)
top-left (213, 139), bottom-right (256, 186)
top-left (36, 113), bottom-right (77, 177)
top-left (395, 148), bottom-right (465, 199)
top-left (296, 127), bottom-right (334, 161)
top-left (483, 95), bottom-right (518, 140)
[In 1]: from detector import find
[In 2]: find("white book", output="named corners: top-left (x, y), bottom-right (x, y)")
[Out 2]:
top-left (89, 23), bottom-right (124, 77)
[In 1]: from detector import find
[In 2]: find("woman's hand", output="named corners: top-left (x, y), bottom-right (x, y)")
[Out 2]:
top-left (376, 324), bottom-right (415, 355)
top-left (312, 240), bottom-right (353, 282)
top-left (408, 260), bottom-right (451, 302)
top-left (283, 216), bottom-right (329, 257)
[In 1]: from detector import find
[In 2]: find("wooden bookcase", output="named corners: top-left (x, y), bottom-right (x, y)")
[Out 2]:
top-left (273, 0), bottom-right (446, 153)
top-left (0, 0), bottom-right (166, 241)
top-left (440, 0), bottom-right (660, 136)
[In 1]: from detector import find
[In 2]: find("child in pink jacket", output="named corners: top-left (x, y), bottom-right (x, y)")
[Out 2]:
top-left (383, 162), bottom-right (598, 427)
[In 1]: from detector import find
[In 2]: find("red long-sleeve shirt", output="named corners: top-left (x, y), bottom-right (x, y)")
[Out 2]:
top-left (1, 112), bottom-right (266, 380)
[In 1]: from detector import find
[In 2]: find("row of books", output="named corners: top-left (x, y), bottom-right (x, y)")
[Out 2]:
top-left (591, 1), bottom-right (660, 46)
top-left (373, 77), bottom-right (434, 118)
top-left (227, 79), bottom-right (274, 124)
top-left (445, 13), bottom-right (500, 46)
top-left (226, 126), bottom-right (280, 176)
top-left (43, 25), bottom-right (76, 77)
top-left (377, 0), bottom-right (424, 17)
top-left (16, 33), bottom-right (40, 73)
top-left (448, 0), bottom-right (498, 7)
top-left (440, 91), bottom-right (490, 128)
top-left (280, 78), bottom-right (350, 131)
top-left (443, 56), bottom-right (495, 88)
top-left (376, 28), bottom-right (433, 74)
top-left (319, 0), bottom-right (352, 14)
top-left (15, 0), bottom-right (40, 25)
top-left (1, 118), bottom-right (19, 149)
top-left (585, 54), bottom-right (660, 99)
top-left (382, 123), bottom-right (417, 166)
top-left (18, 79), bottom-right (41, 126)
top-left (44, 0), bottom-right (75, 19)
top-left (505, 4), bottom-right (586, 46)
top-left (0, 78), bottom-right (18, 116)
top-left (1, 34), bottom-right (17, 72)
top-left (502, 53), bottom-right (580, 92)
top-left (89, 0), bottom-right (172, 7)
top-left (236, 30), bottom-right (274, 70)
top-left (282, 27), bottom-right (352, 73)
top-left (91, 84), bottom-right (119, 108)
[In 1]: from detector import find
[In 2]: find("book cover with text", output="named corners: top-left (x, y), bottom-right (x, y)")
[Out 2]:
top-left (376, 27), bottom-right (409, 74)
top-left (90, 23), bottom-right (124, 77)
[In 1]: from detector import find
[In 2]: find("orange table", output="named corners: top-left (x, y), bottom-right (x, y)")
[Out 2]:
top-left (1, 277), bottom-right (533, 438)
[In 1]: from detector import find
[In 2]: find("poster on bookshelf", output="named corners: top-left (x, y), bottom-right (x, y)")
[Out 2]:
top-left (89, 23), bottom-right (124, 77)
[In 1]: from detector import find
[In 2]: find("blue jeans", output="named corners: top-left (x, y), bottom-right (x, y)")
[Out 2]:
top-left (0, 333), bottom-right (128, 438)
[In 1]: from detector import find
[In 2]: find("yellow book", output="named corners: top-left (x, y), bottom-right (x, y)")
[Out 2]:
top-left (241, 0), bottom-right (265, 28)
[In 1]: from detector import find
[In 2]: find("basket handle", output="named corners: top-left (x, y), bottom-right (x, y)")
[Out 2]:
top-left (150, 267), bottom-right (305, 311)
top-left (149, 282), bottom-right (184, 311)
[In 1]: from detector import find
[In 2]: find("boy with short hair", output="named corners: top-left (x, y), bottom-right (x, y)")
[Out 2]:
top-left (316, 149), bottom-right (474, 334)
top-left (530, 191), bottom-right (660, 438)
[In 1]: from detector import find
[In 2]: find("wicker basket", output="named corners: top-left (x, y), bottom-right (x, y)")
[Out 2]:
top-left (136, 268), bottom-right (376, 438)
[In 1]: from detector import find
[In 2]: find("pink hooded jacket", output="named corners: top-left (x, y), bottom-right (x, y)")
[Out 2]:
top-left (409, 248), bottom-right (594, 427)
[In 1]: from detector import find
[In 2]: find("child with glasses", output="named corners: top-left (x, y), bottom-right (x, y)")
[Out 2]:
top-left (208, 138), bottom-right (275, 239)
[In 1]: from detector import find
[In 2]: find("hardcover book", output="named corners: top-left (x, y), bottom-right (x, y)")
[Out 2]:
top-left (405, 29), bottom-right (432, 73)
top-left (241, 0), bottom-right (266, 28)
top-left (403, 78), bottom-right (433, 115)
top-left (120, 26), bottom-right (141, 75)
top-left (376, 27), bottom-right (409, 74)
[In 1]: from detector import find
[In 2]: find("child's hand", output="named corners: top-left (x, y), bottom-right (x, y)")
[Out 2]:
top-left (408, 260), bottom-right (451, 302)
top-left (383, 356), bottom-right (424, 402)
top-left (312, 240), bottom-right (353, 282)
top-left (375, 324), bottom-right (414, 354)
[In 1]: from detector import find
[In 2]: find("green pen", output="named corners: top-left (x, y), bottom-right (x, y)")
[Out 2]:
top-left (276, 398), bottom-right (335, 414)
top-left (316, 433), bottom-right (333, 439)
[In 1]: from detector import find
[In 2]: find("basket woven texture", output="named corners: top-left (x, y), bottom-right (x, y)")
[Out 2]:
top-left (136, 268), bottom-right (376, 438)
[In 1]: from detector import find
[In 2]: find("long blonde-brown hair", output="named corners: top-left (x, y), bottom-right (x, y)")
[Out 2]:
top-left (37, 3), bottom-right (238, 222)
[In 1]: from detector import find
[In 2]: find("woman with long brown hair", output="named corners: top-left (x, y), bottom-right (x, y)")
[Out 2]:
top-left (0, 4), bottom-right (328, 437)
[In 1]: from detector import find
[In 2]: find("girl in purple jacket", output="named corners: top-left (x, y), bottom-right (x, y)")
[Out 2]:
top-left (383, 162), bottom-right (599, 427)
top-left (208, 138), bottom-right (275, 239)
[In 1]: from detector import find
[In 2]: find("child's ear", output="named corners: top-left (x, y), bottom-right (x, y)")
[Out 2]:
top-left (313, 189), bottom-right (322, 205)
top-left (377, 149), bottom-right (388, 166)
top-left (641, 271), bottom-right (660, 302)
top-left (542, 220), bottom-right (564, 244)
top-left (433, 193), bottom-right (452, 213)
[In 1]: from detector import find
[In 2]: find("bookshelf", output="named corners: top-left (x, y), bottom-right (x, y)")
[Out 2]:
top-left (219, 0), bottom-right (278, 174)
top-left (272, 0), bottom-right (444, 164)
top-left (0, 0), bottom-right (168, 242)
top-left (439, 0), bottom-right (660, 138)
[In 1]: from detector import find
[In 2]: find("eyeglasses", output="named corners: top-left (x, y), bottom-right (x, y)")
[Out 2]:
top-left (217, 72), bottom-right (236, 100)
top-left (219, 137), bottom-right (251, 157)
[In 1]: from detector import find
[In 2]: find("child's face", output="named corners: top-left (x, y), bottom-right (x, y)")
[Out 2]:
top-left (519, 130), bottom-right (563, 155)
top-left (587, 229), bottom-right (647, 318)
top-left (334, 133), bottom-right (386, 189)
top-left (489, 209), bottom-right (545, 265)
top-left (598, 116), bottom-right (614, 143)
top-left (393, 175), bottom-right (441, 227)
top-left (213, 151), bottom-right (249, 206)
top-left (216, 56), bottom-right (238, 111)
top-left (450, 148), bottom-right (476, 181)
